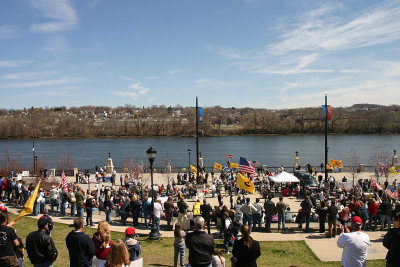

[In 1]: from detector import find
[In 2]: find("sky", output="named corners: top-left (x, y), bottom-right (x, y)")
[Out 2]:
top-left (1, 0), bottom-right (400, 110)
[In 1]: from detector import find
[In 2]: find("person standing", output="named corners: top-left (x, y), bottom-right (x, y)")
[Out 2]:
top-left (124, 227), bottom-right (141, 262)
top-left (130, 196), bottom-right (141, 227)
top-left (252, 198), bottom-right (263, 230)
top-left (192, 199), bottom-right (201, 219)
top-left (49, 185), bottom-right (59, 214)
top-left (153, 199), bottom-right (163, 236)
top-left (200, 199), bottom-right (212, 234)
top-left (26, 217), bottom-right (58, 267)
top-left (39, 209), bottom-right (53, 236)
top-left (0, 212), bottom-right (20, 267)
top-left (104, 195), bottom-right (113, 225)
top-left (59, 188), bottom-right (68, 216)
top-left (185, 216), bottom-right (215, 267)
top-left (300, 196), bottom-right (313, 233)
top-left (240, 198), bottom-right (257, 233)
top-left (66, 218), bottom-right (95, 267)
top-left (85, 195), bottom-right (95, 226)
top-left (337, 216), bottom-right (370, 267)
top-left (327, 200), bottom-right (338, 238)
top-left (383, 215), bottom-right (400, 267)
top-left (177, 196), bottom-right (188, 229)
top-left (142, 196), bottom-right (152, 228)
top-left (379, 196), bottom-right (392, 231)
top-left (264, 195), bottom-right (275, 233)
top-left (164, 196), bottom-right (175, 228)
top-left (276, 196), bottom-right (287, 232)
top-left (68, 188), bottom-right (76, 217)
top-left (174, 223), bottom-right (186, 267)
top-left (222, 212), bottom-right (233, 254)
top-left (316, 201), bottom-right (328, 234)
top-left (367, 198), bottom-right (379, 231)
top-left (75, 187), bottom-right (84, 218)
top-left (232, 224), bottom-right (261, 267)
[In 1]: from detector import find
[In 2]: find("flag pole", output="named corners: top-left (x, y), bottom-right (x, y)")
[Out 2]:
top-left (324, 94), bottom-right (328, 183)
top-left (196, 96), bottom-right (200, 184)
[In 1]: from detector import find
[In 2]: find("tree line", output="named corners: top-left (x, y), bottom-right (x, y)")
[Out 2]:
top-left (0, 103), bottom-right (399, 139)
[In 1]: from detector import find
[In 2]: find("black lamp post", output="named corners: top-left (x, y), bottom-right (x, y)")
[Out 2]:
top-left (147, 147), bottom-right (159, 240)
top-left (187, 149), bottom-right (192, 181)
top-left (108, 152), bottom-right (111, 158)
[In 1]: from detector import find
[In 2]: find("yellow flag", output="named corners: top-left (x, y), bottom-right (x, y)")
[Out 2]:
top-left (230, 163), bottom-right (239, 169)
top-left (12, 180), bottom-right (41, 223)
top-left (389, 166), bottom-right (398, 174)
top-left (237, 173), bottom-right (256, 195)
top-left (329, 159), bottom-right (342, 168)
top-left (190, 165), bottom-right (197, 174)
top-left (214, 162), bottom-right (222, 171)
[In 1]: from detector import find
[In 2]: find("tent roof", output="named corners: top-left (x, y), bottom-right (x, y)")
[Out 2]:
top-left (269, 171), bottom-right (300, 183)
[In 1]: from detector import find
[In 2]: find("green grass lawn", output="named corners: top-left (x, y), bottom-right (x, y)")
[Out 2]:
top-left (10, 214), bottom-right (386, 267)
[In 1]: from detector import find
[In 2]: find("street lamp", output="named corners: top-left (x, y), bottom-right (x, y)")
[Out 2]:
top-left (187, 149), bottom-right (192, 181)
top-left (146, 147), bottom-right (159, 240)
top-left (108, 152), bottom-right (111, 158)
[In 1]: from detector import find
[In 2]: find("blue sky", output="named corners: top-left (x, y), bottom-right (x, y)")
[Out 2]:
top-left (1, 0), bottom-right (400, 109)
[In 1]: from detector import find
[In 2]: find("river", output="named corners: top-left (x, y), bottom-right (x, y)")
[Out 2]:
top-left (0, 135), bottom-right (399, 171)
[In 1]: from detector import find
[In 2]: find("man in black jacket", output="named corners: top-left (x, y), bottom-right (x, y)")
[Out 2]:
top-left (26, 217), bottom-right (58, 267)
top-left (66, 217), bottom-right (95, 267)
top-left (383, 213), bottom-right (400, 266)
top-left (185, 216), bottom-right (215, 267)
top-left (200, 199), bottom-right (212, 234)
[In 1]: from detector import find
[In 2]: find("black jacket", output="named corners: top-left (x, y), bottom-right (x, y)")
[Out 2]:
top-left (66, 230), bottom-right (95, 267)
top-left (185, 230), bottom-right (215, 267)
top-left (383, 228), bottom-right (400, 265)
top-left (232, 237), bottom-right (261, 267)
top-left (26, 230), bottom-right (58, 264)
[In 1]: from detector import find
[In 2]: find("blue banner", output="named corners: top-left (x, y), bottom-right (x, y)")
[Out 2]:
top-left (198, 107), bottom-right (203, 123)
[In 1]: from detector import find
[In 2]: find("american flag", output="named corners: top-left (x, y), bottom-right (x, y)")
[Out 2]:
top-left (371, 177), bottom-right (383, 191)
top-left (60, 171), bottom-right (68, 189)
top-left (385, 185), bottom-right (399, 199)
top-left (239, 157), bottom-right (255, 175)
top-left (226, 155), bottom-right (232, 159)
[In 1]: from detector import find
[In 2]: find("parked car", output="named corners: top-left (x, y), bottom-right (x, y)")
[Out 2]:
top-left (294, 171), bottom-right (319, 189)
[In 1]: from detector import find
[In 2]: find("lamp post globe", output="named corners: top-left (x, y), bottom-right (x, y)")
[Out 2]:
top-left (146, 147), bottom-right (159, 240)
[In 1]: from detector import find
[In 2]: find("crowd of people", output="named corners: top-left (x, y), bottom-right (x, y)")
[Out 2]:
top-left (1, 166), bottom-right (400, 266)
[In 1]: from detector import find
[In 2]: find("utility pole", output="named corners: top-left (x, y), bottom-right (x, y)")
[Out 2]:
top-left (196, 97), bottom-right (200, 184)
top-left (324, 94), bottom-right (328, 183)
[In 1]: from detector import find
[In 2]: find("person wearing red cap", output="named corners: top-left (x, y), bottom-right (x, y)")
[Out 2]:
top-left (123, 227), bottom-right (141, 262)
top-left (337, 216), bottom-right (370, 267)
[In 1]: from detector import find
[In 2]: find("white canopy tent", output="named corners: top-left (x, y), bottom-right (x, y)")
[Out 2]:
top-left (269, 171), bottom-right (300, 183)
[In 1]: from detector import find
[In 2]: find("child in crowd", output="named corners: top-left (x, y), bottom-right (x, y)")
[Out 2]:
top-left (123, 227), bottom-right (141, 262)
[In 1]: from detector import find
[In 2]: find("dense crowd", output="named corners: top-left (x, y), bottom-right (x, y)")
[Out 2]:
top-left (1, 167), bottom-right (400, 267)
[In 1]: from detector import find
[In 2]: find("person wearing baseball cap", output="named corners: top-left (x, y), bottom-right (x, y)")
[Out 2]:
top-left (123, 227), bottom-right (141, 262)
top-left (337, 216), bottom-right (370, 267)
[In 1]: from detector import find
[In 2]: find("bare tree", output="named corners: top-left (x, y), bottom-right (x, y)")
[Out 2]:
top-left (120, 154), bottom-right (147, 183)
top-left (0, 149), bottom-right (24, 176)
top-left (160, 153), bottom-right (175, 185)
top-left (369, 147), bottom-right (392, 182)
top-left (345, 148), bottom-right (360, 186)
top-left (56, 152), bottom-right (74, 171)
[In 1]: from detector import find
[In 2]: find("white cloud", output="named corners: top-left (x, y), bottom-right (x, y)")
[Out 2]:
top-left (1, 70), bottom-right (57, 80)
top-left (297, 53), bottom-right (319, 69)
top-left (0, 60), bottom-right (32, 67)
top-left (129, 82), bottom-right (150, 95)
top-left (0, 25), bottom-right (19, 39)
top-left (121, 77), bottom-right (133, 81)
top-left (269, 1), bottom-right (400, 55)
top-left (114, 92), bottom-right (138, 100)
top-left (29, 0), bottom-right (79, 32)
top-left (2, 77), bottom-right (83, 88)
top-left (256, 68), bottom-right (334, 75)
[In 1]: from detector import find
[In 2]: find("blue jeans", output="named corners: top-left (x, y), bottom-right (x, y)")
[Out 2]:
top-left (86, 208), bottom-right (93, 225)
top-left (34, 261), bottom-right (53, 267)
top-left (380, 215), bottom-right (391, 230)
top-left (242, 214), bottom-right (253, 232)
top-left (174, 242), bottom-right (185, 267)
top-left (224, 231), bottom-right (233, 252)
top-left (77, 205), bottom-right (83, 218)
top-left (50, 199), bottom-right (58, 213)
top-left (60, 201), bottom-right (66, 215)
top-left (70, 202), bottom-right (76, 217)
top-left (144, 213), bottom-right (151, 227)
top-left (105, 210), bottom-right (111, 224)
top-left (120, 211), bottom-right (128, 225)
top-left (167, 212), bottom-right (173, 226)
top-left (278, 213), bottom-right (286, 231)
top-left (154, 217), bottom-right (160, 234)
top-left (300, 213), bottom-right (311, 232)
top-left (33, 202), bottom-right (39, 216)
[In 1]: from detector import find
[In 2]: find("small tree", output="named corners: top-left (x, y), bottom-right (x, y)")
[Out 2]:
top-left (120, 154), bottom-right (146, 183)
top-left (56, 152), bottom-right (74, 171)
top-left (160, 153), bottom-right (174, 185)
top-left (0, 149), bottom-right (24, 176)
top-left (345, 148), bottom-right (360, 186)
top-left (369, 147), bottom-right (391, 183)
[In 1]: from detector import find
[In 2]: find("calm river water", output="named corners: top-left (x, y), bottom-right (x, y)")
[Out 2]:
top-left (0, 135), bottom-right (399, 171)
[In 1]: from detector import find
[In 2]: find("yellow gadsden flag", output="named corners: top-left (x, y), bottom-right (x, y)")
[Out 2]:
top-left (214, 162), bottom-right (222, 171)
top-left (230, 163), bottom-right (239, 169)
top-left (389, 166), bottom-right (398, 174)
top-left (329, 159), bottom-right (343, 168)
top-left (12, 180), bottom-right (41, 223)
top-left (237, 173), bottom-right (256, 195)
top-left (190, 165), bottom-right (197, 174)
